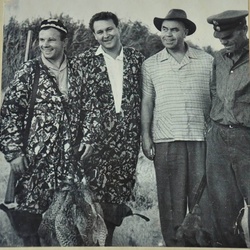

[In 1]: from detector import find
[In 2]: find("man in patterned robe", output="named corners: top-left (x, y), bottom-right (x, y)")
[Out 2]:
top-left (0, 19), bottom-right (100, 246)
top-left (77, 11), bottom-right (145, 246)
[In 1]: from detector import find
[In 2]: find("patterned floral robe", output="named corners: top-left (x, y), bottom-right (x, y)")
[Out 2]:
top-left (0, 57), bottom-right (101, 214)
top-left (77, 47), bottom-right (145, 204)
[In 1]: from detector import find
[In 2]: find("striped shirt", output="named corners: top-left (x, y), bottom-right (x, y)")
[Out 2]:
top-left (142, 45), bottom-right (213, 142)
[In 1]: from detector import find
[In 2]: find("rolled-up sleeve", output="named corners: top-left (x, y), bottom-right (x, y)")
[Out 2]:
top-left (142, 62), bottom-right (155, 99)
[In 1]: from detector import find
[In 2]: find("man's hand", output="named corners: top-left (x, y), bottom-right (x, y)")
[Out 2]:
top-left (10, 156), bottom-right (28, 174)
top-left (142, 135), bottom-right (155, 161)
top-left (79, 143), bottom-right (93, 160)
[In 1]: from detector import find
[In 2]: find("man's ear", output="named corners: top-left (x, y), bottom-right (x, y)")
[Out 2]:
top-left (117, 25), bottom-right (122, 34)
top-left (63, 37), bottom-right (69, 48)
top-left (185, 29), bottom-right (189, 36)
top-left (243, 25), bottom-right (248, 35)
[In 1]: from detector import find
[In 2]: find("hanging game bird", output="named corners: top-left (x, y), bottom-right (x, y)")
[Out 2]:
top-left (38, 177), bottom-right (108, 246)
top-left (175, 204), bottom-right (212, 247)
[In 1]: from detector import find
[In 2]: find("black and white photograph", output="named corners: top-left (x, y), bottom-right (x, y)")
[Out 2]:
top-left (0, 0), bottom-right (249, 248)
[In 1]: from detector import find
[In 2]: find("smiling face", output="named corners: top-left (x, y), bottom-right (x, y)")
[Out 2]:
top-left (93, 19), bottom-right (121, 53)
top-left (160, 20), bottom-right (188, 51)
top-left (39, 28), bottom-right (66, 63)
top-left (218, 27), bottom-right (248, 53)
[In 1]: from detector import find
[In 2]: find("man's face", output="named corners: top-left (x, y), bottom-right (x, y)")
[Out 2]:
top-left (39, 28), bottom-right (66, 62)
top-left (219, 28), bottom-right (247, 53)
top-left (160, 20), bottom-right (187, 50)
top-left (93, 19), bottom-right (121, 51)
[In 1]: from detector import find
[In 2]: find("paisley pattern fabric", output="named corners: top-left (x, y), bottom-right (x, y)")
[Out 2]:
top-left (0, 57), bottom-right (101, 214)
top-left (77, 47), bottom-right (145, 204)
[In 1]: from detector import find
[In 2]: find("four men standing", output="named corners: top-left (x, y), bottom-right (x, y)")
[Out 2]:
top-left (0, 7), bottom-right (249, 248)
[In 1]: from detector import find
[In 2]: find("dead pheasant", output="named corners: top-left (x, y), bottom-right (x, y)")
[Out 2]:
top-left (175, 204), bottom-right (212, 247)
top-left (175, 175), bottom-right (212, 247)
top-left (38, 176), bottom-right (107, 246)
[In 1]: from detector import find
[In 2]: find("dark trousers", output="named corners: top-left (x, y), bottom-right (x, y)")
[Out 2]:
top-left (154, 141), bottom-right (213, 246)
top-left (206, 122), bottom-right (250, 247)
top-left (2, 207), bottom-right (42, 246)
top-left (104, 220), bottom-right (116, 246)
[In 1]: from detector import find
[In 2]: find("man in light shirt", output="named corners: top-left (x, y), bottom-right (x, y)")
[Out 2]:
top-left (141, 9), bottom-right (214, 246)
top-left (78, 11), bottom-right (145, 246)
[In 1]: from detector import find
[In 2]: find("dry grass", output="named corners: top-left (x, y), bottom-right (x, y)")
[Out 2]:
top-left (113, 150), bottom-right (164, 246)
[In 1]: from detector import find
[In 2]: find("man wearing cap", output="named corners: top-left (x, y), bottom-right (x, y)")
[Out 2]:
top-left (206, 10), bottom-right (249, 247)
top-left (141, 9), bottom-right (214, 246)
top-left (0, 19), bottom-right (100, 246)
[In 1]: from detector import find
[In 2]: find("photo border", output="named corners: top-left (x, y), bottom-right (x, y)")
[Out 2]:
top-left (0, 0), bottom-right (249, 250)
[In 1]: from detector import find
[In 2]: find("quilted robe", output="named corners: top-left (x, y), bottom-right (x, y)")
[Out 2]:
top-left (0, 57), bottom-right (101, 214)
top-left (77, 46), bottom-right (145, 204)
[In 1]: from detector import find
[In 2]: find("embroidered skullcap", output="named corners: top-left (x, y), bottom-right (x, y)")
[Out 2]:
top-left (40, 19), bottom-right (68, 34)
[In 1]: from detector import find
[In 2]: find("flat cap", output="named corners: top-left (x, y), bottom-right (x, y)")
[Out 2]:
top-left (207, 10), bottom-right (248, 38)
top-left (40, 19), bottom-right (68, 34)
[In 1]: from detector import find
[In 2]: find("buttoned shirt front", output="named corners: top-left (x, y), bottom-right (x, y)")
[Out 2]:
top-left (96, 46), bottom-right (124, 113)
top-left (142, 45), bottom-right (213, 143)
top-left (41, 54), bottom-right (68, 96)
top-left (210, 40), bottom-right (250, 127)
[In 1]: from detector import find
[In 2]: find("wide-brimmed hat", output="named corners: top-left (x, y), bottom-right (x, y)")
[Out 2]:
top-left (153, 9), bottom-right (196, 35)
top-left (207, 10), bottom-right (248, 38)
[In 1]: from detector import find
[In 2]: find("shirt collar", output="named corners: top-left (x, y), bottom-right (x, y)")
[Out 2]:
top-left (41, 53), bottom-right (67, 71)
top-left (159, 43), bottom-right (198, 62)
top-left (243, 39), bottom-right (249, 52)
top-left (186, 45), bottom-right (199, 59)
top-left (158, 48), bottom-right (170, 62)
top-left (95, 45), bottom-right (123, 60)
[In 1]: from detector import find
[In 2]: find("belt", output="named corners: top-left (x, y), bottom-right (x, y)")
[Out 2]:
top-left (215, 122), bottom-right (249, 129)
top-left (225, 124), bottom-right (240, 129)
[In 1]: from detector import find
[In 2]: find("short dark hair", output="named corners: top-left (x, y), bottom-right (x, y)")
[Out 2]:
top-left (89, 11), bottom-right (119, 32)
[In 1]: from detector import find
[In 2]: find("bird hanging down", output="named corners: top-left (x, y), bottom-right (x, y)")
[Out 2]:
top-left (38, 176), bottom-right (108, 246)
top-left (175, 204), bottom-right (212, 247)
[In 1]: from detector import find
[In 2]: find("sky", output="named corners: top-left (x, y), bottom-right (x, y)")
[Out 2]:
top-left (1, 0), bottom-right (249, 50)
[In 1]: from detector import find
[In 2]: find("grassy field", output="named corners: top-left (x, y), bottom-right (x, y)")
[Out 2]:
top-left (112, 152), bottom-right (164, 246)
top-left (0, 150), bottom-right (164, 247)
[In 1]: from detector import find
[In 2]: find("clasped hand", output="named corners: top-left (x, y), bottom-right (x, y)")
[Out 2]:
top-left (75, 143), bottom-right (93, 161)
top-left (10, 156), bottom-right (28, 175)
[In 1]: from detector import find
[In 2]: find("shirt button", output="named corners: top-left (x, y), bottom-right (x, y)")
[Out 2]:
top-left (230, 70), bottom-right (234, 74)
